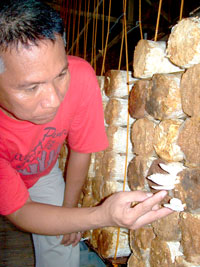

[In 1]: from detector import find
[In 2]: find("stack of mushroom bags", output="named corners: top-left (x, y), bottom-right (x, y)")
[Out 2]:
top-left (81, 71), bottom-right (139, 259)
top-left (127, 17), bottom-right (200, 267)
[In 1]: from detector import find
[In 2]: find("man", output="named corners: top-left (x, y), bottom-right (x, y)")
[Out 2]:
top-left (0, 0), bottom-right (173, 266)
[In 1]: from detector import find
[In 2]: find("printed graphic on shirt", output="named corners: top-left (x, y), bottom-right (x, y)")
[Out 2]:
top-left (12, 127), bottom-right (67, 176)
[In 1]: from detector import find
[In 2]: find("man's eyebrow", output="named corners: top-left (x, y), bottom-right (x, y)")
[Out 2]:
top-left (16, 63), bottom-right (69, 88)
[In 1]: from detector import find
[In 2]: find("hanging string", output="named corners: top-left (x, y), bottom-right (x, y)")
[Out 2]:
top-left (84, 0), bottom-right (91, 59)
top-left (179, 0), bottom-right (184, 20)
top-left (139, 0), bottom-right (143, 39)
top-left (90, 0), bottom-right (100, 69)
top-left (66, 0), bottom-right (72, 52)
top-left (83, 0), bottom-right (87, 58)
top-left (154, 0), bottom-right (163, 41)
top-left (94, 0), bottom-right (100, 72)
top-left (75, 0), bottom-right (82, 56)
top-left (101, 0), bottom-right (112, 76)
top-left (91, 0), bottom-right (97, 66)
top-left (68, 0), bottom-right (103, 57)
top-left (71, 0), bottom-right (78, 55)
top-left (118, 12), bottom-right (125, 70)
top-left (113, 0), bottom-right (130, 265)
top-left (123, 0), bottom-right (130, 193)
top-left (102, 0), bottom-right (105, 59)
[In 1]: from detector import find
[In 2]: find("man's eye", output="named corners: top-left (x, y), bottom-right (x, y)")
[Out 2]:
top-left (26, 85), bottom-right (38, 91)
top-left (58, 72), bottom-right (67, 78)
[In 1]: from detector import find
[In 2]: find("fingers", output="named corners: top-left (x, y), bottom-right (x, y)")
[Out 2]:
top-left (132, 207), bottom-right (174, 230)
top-left (71, 232), bottom-right (82, 247)
top-left (151, 204), bottom-right (160, 211)
top-left (124, 190), bottom-right (154, 203)
top-left (60, 232), bottom-right (82, 246)
top-left (128, 190), bottom-right (173, 229)
top-left (145, 190), bottom-right (168, 207)
top-left (60, 233), bottom-right (71, 246)
top-left (133, 190), bottom-right (168, 216)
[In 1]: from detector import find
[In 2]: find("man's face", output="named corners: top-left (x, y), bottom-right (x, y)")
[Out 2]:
top-left (0, 36), bottom-right (70, 124)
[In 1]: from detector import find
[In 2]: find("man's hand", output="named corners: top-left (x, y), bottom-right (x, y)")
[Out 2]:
top-left (59, 232), bottom-right (82, 247)
top-left (100, 190), bottom-right (173, 230)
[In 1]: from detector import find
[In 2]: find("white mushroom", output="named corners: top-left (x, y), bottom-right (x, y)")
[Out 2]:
top-left (147, 162), bottom-right (185, 190)
top-left (151, 184), bottom-right (175, 190)
top-left (164, 198), bottom-right (185, 212)
top-left (159, 162), bottom-right (185, 176)
top-left (147, 173), bottom-right (179, 186)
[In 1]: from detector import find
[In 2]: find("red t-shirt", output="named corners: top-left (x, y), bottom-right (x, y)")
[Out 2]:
top-left (0, 56), bottom-right (108, 215)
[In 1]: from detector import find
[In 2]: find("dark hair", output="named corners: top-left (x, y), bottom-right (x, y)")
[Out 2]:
top-left (0, 0), bottom-right (64, 50)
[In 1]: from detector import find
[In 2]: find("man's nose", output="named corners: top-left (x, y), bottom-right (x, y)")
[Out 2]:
top-left (41, 84), bottom-right (62, 109)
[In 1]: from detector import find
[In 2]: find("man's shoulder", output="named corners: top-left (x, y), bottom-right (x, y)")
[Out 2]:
top-left (67, 55), bottom-right (94, 72)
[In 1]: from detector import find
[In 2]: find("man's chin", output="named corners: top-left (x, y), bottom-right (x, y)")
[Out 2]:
top-left (29, 112), bottom-right (58, 124)
top-left (31, 116), bottom-right (56, 125)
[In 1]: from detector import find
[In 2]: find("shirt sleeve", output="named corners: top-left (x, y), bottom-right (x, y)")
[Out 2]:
top-left (67, 59), bottom-right (109, 153)
top-left (0, 158), bottom-right (29, 215)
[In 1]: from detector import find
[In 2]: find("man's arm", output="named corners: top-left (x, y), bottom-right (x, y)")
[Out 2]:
top-left (63, 149), bottom-right (91, 208)
top-left (61, 149), bottom-right (91, 246)
top-left (6, 190), bottom-right (173, 236)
